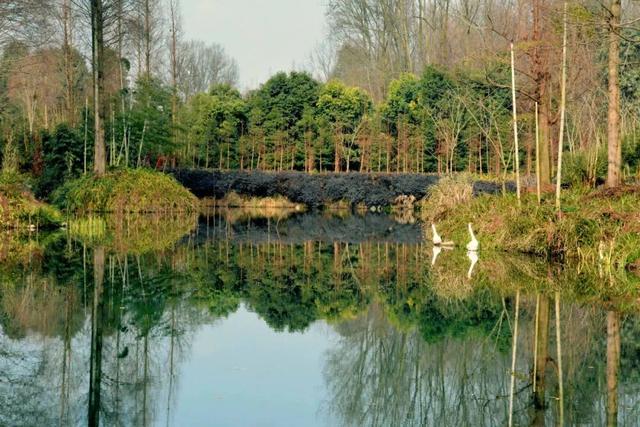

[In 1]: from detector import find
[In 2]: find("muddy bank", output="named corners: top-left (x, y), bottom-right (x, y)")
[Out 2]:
top-left (196, 211), bottom-right (424, 244)
top-left (170, 170), bottom-right (513, 207)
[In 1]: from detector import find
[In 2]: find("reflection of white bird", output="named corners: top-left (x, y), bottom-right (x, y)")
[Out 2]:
top-left (466, 250), bottom-right (479, 279)
top-left (466, 223), bottom-right (479, 252)
top-left (431, 245), bottom-right (441, 266)
top-left (431, 223), bottom-right (454, 246)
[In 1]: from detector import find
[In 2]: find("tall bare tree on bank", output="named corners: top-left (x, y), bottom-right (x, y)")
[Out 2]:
top-left (532, 0), bottom-right (553, 186)
top-left (606, 0), bottom-right (621, 188)
top-left (177, 40), bottom-right (239, 98)
top-left (555, 1), bottom-right (568, 210)
top-left (91, 0), bottom-right (106, 175)
top-left (169, 0), bottom-right (181, 149)
top-left (61, 0), bottom-right (75, 124)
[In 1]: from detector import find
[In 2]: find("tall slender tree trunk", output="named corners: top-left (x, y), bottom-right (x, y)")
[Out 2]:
top-left (510, 42), bottom-right (521, 206)
top-left (91, 0), bottom-right (106, 175)
top-left (144, 0), bottom-right (152, 75)
top-left (607, 0), bottom-right (621, 188)
top-left (532, 0), bottom-right (551, 185)
top-left (62, 0), bottom-right (75, 125)
top-left (555, 2), bottom-right (568, 210)
top-left (169, 0), bottom-right (180, 157)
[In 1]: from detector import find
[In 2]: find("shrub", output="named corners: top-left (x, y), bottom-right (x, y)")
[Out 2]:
top-left (53, 168), bottom-right (199, 214)
top-left (35, 124), bottom-right (84, 200)
top-left (562, 147), bottom-right (606, 187)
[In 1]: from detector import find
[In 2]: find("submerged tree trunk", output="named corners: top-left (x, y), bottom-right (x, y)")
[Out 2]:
top-left (606, 0), bottom-right (621, 188)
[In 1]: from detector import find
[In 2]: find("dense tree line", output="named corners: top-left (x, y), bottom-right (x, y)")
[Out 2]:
top-left (1, 0), bottom-right (640, 193)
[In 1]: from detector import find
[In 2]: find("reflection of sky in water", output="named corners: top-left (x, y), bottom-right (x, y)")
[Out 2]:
top-left (160, 304), bottom-right (338, 427)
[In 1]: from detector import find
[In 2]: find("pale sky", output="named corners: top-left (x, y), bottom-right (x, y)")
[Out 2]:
top-left (180, 0), bottom-right (328, 91)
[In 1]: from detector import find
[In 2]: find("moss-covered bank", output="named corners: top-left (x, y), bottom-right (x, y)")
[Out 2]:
top-left (54, 169), bottom-right (198, 214)
top-left (0, 172), bottom-right (62, 229)
top-left (421, 179), bottom-right (640, 272)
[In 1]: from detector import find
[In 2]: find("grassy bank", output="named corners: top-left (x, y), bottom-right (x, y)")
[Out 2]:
top-left (0, 172), bottom-right (62, 229)
top-left (54, 168), bottom-right (198, 214)
top-left (420, 176), bottom-right (640, 272)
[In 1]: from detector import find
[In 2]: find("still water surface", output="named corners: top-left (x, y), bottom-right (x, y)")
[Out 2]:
top-left (1, 210), bottom-right (639, 426)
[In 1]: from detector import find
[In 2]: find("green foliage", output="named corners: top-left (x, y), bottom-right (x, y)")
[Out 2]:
top-left (180, 83), bottom-right (248, 168)
top-left (246, 71), bottom-right (321, 170)
top-left (317, 80), bottom-right (372, 131)
top-left (36, 124), bottom-right (84, 199)
top-left (250, 71), bottom-right (320, 136)
top-left (124, 76), bottom-right (174, 162)
top-left (380, 73), bottom-right (422, 133)
top-left (53, 168), bottom-right (198, 214)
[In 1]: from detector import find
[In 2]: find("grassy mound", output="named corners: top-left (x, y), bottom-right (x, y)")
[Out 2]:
top-left (0, 172), bottom-right (62, 229)
top-left (422, 186), bottom-right (640, 271)
top-left (419, 174), bottom-right (474, 221)
top-left (54, 169), bottom-right (199, 214)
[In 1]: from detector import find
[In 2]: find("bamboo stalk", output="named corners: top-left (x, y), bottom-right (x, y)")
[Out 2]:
top-left (510, 42), bottom-right (521, 207)
top-left (535, 103), bottom-right (541, 205)
top-left (555, 2), bottom-right (568, 211)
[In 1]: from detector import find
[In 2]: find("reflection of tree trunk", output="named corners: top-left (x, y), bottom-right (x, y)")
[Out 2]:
top-left (508, 291), bottom-right (520, 427)
top-left (59, 289), bottom-right (73, 424)
top-left (89, 246), bottom-right (105, 426)
top-left (143, 334), bottom-right (149, 426)
top-left (167, 305), bottom-right (177, 424)
top-left (554, 292), bottom-right (564, 423)
top-left (534, 296), bottom-right (550, 408)
top-left (606, 311), bottom-right (620, 427)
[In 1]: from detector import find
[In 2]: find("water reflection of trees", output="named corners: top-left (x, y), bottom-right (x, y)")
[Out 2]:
top-left (0, 229), bottom-right (210, 426)
top-left (198, 236), bottom-right (640, 425)
top-left (1, 220), bottom-right (640, 425)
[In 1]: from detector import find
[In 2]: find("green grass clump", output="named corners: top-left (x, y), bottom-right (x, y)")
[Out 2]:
top-left (0, 171), bottom-right (62, 229)
top-left (54, 168), bottom-right (199, 214)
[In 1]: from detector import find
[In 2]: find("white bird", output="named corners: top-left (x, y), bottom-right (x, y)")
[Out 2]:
top-left (466, 250), bottom-right (479, 279)
top-left (431, 223), bottom-right (454, 247)
top-left (466, 223), bottom-right (479, 252)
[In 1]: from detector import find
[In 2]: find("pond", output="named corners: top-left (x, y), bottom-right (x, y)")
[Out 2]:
top-left (0, 210), bottom-right (639, 426)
